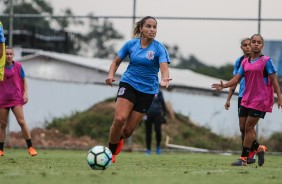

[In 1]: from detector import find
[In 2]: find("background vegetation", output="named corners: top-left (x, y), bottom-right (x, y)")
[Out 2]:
top-left (45, 98), bottom-right (282, 152)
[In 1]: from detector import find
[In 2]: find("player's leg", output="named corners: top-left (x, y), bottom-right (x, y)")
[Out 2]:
top-left (154, 115), bottom-right (162, 154)
top-left (144, 117), bottom-right (153, 155)
top-left (247, 110), bottom-right (267, 166)
top-left (108, 97), bottom-right (134, 162)
top-left (12, 106), bottom-right (37, 156)
top-left (0, 108), bottom-right (9, 156)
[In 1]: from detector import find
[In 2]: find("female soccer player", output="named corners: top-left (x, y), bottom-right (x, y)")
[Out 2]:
top-left (105, 16), bottom-right (171, 163)
top-left (0, 47), bottom-right (37, 156)
top-left (212, 34), bottom-right (282, 166)
top-left (224, 38), bottom-right (257, 164)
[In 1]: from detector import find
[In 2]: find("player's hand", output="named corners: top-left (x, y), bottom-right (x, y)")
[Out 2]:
top-left (105, 77), bottom-right (116, 87)
top-left (211, 81), bottom-right (224, 91)
top-left (278, 98), bottom-right (282, 109)
top-left (224, 101), bottom-right (230, 110)
top-left (23, 93), bottom-right (28, 104)
top-left (160, 78), bottom-right (172, 88)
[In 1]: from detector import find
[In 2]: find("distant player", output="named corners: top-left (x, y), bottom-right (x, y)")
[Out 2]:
top-left (0, 47), bottom-right (37, 156)
top-left (0, 21), bottom-right (5, 81)
top-left (224, 38), bottom-right (256, 164)
top-left (213, 34), bottom-right (282, 166)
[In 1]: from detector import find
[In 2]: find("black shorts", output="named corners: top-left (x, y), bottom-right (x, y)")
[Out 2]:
top-left (237, 97), bottom-right (242, 117)
top-left (239, 106), bottom-right (266, 119)
top-left (116, 82), bottom-right (155, 113)
top-left (5, 106), bottom-right (15, 111)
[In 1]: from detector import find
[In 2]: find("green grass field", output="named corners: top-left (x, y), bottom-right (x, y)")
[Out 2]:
top-left (0, 149), bottom-right (281, 184)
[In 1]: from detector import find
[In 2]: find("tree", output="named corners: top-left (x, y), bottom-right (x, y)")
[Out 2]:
top-left (0, 0), bottom-right (123, 57)
top-left (81, 15), bottom-right (123, 58)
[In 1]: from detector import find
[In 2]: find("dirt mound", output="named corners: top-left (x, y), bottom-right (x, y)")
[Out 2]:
top-left (8, 127), bottom-right (98, 149)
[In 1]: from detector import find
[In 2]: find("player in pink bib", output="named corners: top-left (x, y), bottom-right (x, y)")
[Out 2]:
top-left (212, 34), bottom-right (282, 166)
top-left (0, 47), bottom-right (37, 157)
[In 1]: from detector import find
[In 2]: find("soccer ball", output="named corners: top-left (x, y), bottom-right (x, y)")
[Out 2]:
top-left (87, 145), bottom-right (112, 170)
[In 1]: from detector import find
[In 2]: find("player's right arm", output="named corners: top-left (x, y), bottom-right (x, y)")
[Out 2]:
top-left (224, 57), bottom-right (241, 110)
top-left (224, 84), bottom-right (237, 110)
top-left (105, 56), bottom-right (122, 86)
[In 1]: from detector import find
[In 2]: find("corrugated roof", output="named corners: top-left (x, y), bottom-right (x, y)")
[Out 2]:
top-left (21, 51), bottom-right (232, 94)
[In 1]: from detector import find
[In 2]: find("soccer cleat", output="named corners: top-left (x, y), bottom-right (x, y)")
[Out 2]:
top-left (156, 147), bottom-right (161, 155)
top-left (0, 150), bottom-right (4, 156)
top-left (112, 155), bottom-right (116, 163)
top-left (231, 157), bottom-right (247, 166)
top-left (247, 157), bottom-right (256, 164)
top-left (257, 145), bottom-right (267, 166)
top-left (28, 147), bottom-right (37, 156)
top-left (115, 138), bottom-right (124, 155)
top-left (145, 149), bottom-right (151, 155)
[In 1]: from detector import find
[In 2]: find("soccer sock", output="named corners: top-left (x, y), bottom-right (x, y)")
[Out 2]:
top-left (241, 147), bottom-right (250, 158)
top-left (26, 139), bottom-right (33, 148)
top-left (109, 143), bottom-right (118, 155)
top-left (252, 140), bottom-right (260, 151)
top-left (0, 142), bottom-right (4, 151)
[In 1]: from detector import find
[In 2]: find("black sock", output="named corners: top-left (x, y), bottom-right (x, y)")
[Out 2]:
top-left (0, 142), bottom-right (4, 151)
top-left (109, 143), bottom-right (118, 155)
top-left (252, 140), bottom-right (260, 151)
top-left (241, 147), bottom-right (250, 157)
top-left (26, 139), bottom-right (33, 148)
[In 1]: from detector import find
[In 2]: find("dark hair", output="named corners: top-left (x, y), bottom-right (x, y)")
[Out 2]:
top-left (133, 16), bottom-right (157, 37)
top-left (5, 46), bottom-right (13, 50)
top-left (241, 38), bottom-right (250, 46)
top-left (251, 34), bottom-right (264, 45)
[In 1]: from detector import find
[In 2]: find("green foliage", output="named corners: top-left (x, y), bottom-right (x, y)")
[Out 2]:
top-left (267, 132), bottom-right (282, 152)
top-left (173, 55), bottom-right (234, 80)
top-left (46, 99), bottom-right (242, 151)
top-left (1, 0), bottom-right (123, 57)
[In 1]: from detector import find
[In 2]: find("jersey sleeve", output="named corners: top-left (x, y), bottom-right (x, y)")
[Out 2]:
top-left (237, 64), bottom-right (244, 76)
top-left (265, 58), bottom-right (277, 75)
top-left (0, 22), bottom-right (5, 43)
top-left (20, 66), bottom-right (26, 78)
top-left (233, 57), bottom-right (241, 76)
top-left (158, 44), bottom-right (170, 64)
top-left (117, 40), bottom-right (132, 60)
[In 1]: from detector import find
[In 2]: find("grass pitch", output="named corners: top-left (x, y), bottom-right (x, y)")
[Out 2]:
top-left (0, 149), bottom-right (281, 184)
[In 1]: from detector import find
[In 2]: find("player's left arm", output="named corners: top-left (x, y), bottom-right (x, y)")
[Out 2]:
top-left (21, 67), bottom-right (28, 104)
top-left (269, 73), bottom-right (282, 108)
top-left (159, 62), bottom-right (171, 88)
top-left (266, 59), bottom-right (282, 108)
top-left (159, 44), bottom-right (171, 88)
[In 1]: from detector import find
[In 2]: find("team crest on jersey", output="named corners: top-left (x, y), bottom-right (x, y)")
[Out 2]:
top-left (118, 87), bottom-right (126, 96)
top-left (146, 51), bottom-right (155, 60)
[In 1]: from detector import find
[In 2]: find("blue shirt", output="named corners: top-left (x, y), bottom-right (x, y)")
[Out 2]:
top-left (118, 38), bottom-right (170, 94)
top-left (233, 56), bottom-right (245, 97)
top-left (0, 21), bottom-right (5, 43)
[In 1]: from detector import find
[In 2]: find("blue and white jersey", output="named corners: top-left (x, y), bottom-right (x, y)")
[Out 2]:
top-left (0, 21), bottom-right (5, 43)
top-left (118, 37), bottom-right (170, 94)
top-left (233, 56), bottom-right (245, 97)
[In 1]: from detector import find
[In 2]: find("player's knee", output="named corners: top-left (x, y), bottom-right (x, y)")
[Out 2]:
top-left (114, 115), bottom-right (127, 125)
